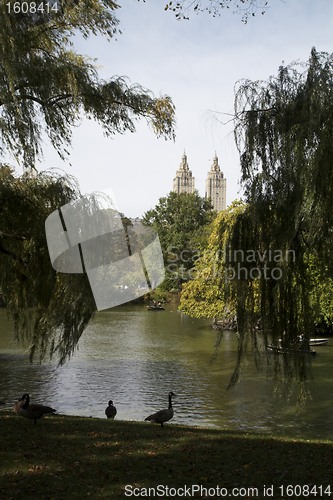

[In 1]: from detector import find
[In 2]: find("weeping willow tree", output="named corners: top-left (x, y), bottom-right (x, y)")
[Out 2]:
top-left (229, 48), bottom-right (333, 394)
top-left (0, 1), bottom-right (175, 168)
top-left (180, 201), bottom-right (265, 386)
top-left (0, 1), bottom-right (175, 362)
top-left (179, 201), bottom-right (246, 322)
top-left (0, 166), bottom-right (97, 363)
top-left (181, 49), bottom-right (333, 396)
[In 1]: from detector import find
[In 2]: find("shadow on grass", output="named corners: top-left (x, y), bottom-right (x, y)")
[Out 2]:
top-left (0, 412), bottom-right (332, 499)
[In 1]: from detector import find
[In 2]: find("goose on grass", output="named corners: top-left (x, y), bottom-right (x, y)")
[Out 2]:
top-left (14, 393), bottom-right (56, 424)
top-left (145, 391), bottom-right (176, 427)
top-left (105, 400), bottom-right (117, 419)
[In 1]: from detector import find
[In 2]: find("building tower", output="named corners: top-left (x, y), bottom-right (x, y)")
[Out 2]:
top-left (172, 152), bottom-right (195, 194)
top-left (205, 154), bottom-right (226, 211)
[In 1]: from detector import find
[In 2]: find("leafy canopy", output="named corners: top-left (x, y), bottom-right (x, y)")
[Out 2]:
top-left (143, 191), bottom-right (215, 289)
top-left (179, 200), bottom-right (246, 320)
top-left (0, 0), bottom-right (175, 168)
top-left (0, 1), bottom-right (176, 362)
top-left (0, 166), bottom-right (96, 363)
top-left (180, 49), bottom-right (333, 395)
top-left (231, 48), bottom-right (333, 392)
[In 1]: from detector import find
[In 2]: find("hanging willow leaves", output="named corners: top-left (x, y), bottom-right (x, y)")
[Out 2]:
top-left (0, 1), bottom-right (176, 362)
top-left (180, 49), bottom-right (333, 397)
top-left (0, 167), bottom-right (97, 364)
top-left (179, 201), bottom-right (246, 321)
top-left (0, 1), bottom-right (176, 168)
top-left (230, 48), bottom-right (333, 395)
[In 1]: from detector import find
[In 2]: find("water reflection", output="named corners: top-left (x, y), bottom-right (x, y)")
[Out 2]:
top-left (0, 307), bottom-right (332, 440)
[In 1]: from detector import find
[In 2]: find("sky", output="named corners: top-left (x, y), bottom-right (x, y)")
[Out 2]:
top-left (28, 0), bottom-right (333, 217)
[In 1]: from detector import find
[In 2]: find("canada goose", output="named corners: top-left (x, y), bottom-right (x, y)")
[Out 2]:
top-left (14, 393), bottom-right (56, 424)
top-left (105, 400), bottom-right (117, 419)
top-left (145, 391), bottom-right (176, 427)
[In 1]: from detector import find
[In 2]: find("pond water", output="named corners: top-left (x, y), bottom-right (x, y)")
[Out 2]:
top-left (1, 306), bottom-right (333, 440)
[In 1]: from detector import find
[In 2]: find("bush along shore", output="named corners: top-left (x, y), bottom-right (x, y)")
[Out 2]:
top-left (0, 411), bottom-right (332, 499)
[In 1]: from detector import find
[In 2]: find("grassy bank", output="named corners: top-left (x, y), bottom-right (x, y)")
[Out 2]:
top-left (0, 411), bottom-right (332, 499)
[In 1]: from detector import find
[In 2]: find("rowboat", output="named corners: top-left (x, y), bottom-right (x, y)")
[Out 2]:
top-left (309, 338), bottom-right (329, 346)
top-left (147, 305), bottom-right (165, 311)
top-left (267, 345), bottom-right (316, 356)
top-left (270, 336), bottom-right (329, 349)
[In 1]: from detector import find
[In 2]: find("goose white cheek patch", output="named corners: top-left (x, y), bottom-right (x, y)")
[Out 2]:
top-left (45, 195), bottom-right (165, 310)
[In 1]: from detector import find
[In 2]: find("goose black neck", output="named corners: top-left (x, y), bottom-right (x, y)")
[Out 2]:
top-left (168, 394), bottom-right (173, 408)
top-left (22, 394), bottom-right (30, 409)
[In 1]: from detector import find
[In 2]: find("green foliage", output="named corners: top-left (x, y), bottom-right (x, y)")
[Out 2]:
top-left (180, 201), bottom-right (246, 320)
top-left (306, 254), bottom-right (333, 326)
top-left (147, 288), bottom-right (171, 303)
top-left (233, 48), bottom-right (333, 333)
top-left (229, 48), bottom-right (333, 389)
top-left (0, 1), bottom-right (177, 362)
top-left (0, 167), bottom-right (96, 363)
top-left (181, 49), bottom-right (333, 392)
top-left (0, 1), bottom-right (175, 168)
top-left (143, 191), bottom-right (215, 289)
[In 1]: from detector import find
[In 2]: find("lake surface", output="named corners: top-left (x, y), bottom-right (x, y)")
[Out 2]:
top-left (1, 306), bottom-right (333, 440)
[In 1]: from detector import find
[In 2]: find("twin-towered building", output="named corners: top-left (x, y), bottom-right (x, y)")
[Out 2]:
top-left (172, 152), bottom-right (227, 211)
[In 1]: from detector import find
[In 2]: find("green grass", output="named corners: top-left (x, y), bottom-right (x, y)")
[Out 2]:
top-left (1, 411), bottom-right (332, 499)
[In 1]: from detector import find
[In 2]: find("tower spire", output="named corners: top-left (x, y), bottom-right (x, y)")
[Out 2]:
top-left (205, 153), bottom-right (226, 211)
top-left (172, 152), bottom-right (195, 194)
top-left (180, 151), bottom-right (189, 170)
top-left (211, 153), bottom-right (219, 171)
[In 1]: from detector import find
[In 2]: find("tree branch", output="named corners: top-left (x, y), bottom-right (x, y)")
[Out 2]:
top-left (0, 231), bottom-right (26, 241)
